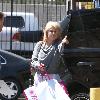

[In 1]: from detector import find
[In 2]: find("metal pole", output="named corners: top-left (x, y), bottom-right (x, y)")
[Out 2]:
top-left (72, 0), bottom-right (76, 10)
top-left (10, 0), bottom-right (13, 51)
top-left (66, 0), bottom-right (76, 11)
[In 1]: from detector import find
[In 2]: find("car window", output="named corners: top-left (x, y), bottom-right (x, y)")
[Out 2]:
top-left (68, 10), bottom-right (100, 32)
top-left (81, 11), bottom-right (100, 30)
top-left (4, 16), bottom-right (25, 28)
top-left (68, 15), bottom-right (83, 32)
top-left (0, 55), bottom-right (6, 64)
top-left (80, 11), bottom-right (100, 48)
top-left (67, 10), bottom-right (100, 48)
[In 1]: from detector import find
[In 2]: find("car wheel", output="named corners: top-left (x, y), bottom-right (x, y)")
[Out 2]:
top-left (0, 79), bottom-right (21, 100)
top-left (71, 93), bottom-right (89, 100)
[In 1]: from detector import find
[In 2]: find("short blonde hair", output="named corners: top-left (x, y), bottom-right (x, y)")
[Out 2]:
top-left (43, 21), bottom-right (62, 42)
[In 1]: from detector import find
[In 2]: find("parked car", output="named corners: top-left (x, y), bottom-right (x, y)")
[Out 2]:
top-left (61, 8), bottom-right (100, 100)
top-left (0, 49), bottom-right (31, 100)
top-left (12, 30), bottom-right (43, 58)
top-left (3, 12), bottom-right (38, 31)
top-left (0, 12), bottom-right (38, 57)
top-left (20, 8), bottom-right (100, 100)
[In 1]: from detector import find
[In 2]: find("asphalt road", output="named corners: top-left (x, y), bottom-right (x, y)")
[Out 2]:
top-left (18, 98), bottom-right (25, 100)
top-left (18, 94), bottom-right (25, 100)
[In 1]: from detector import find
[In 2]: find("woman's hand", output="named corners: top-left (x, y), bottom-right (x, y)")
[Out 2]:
top-left (61, 35), bottom-right (69, 44)
top-left (38, 63), bottom-right (46, 72)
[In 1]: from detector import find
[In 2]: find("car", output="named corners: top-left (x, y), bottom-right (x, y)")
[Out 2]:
top-left (61, 8), bottom-right (100, 100)
top-left (22, 8), bottom-right (100, 100)
top-left (0, 49), bottom-right (31, 100)
top-left (12, 30), bottom-right (43, 58)
top-left (0, 12), bottom-right (38, 57)
top-left (3, 12), bottom-right (38, 31)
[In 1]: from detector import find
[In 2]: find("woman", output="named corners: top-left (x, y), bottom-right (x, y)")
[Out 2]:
top-left (31, 21), bottom-right (69, 89)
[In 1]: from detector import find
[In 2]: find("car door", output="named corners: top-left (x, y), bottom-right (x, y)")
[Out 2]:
top-left (63, 9), bottom-right (100, 87)
top-left (0, 54), bottom-right (6, 78)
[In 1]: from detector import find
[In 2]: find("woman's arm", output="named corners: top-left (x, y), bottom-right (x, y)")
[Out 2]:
top-left (58, 35), bottom-right (69, 52)
top-left (31, 41), bottom-right (42, 68)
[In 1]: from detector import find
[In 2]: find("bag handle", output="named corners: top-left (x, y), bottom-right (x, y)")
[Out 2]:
top-left (40, 71), bottom-right (51, 80)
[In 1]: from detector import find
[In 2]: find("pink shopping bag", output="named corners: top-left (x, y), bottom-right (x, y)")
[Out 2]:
top-left (23, 86), bottom-right (38, 100)
top-left (23, 78), bottom-right (71, 100)
top-left (23, 72), bottom-right (71, 100)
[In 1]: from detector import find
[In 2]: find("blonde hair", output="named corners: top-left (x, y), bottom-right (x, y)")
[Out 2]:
top-left (43, 21), bottom-right (62, 43)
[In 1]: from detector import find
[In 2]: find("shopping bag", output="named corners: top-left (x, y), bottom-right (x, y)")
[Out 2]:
top-left (23, 86), bottom-right (38, 100)
top-left (23, 78), bottom-right (71, 100)
top-left (37, 78), bottom-right (71, 100)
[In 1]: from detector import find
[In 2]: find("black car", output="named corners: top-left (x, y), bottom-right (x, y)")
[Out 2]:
top-left (13, 8), bottom-right (100, 100)
top-left (61, 8), bottom-right (100, 100)
top-left (0, 49), bottom-right (30, 100)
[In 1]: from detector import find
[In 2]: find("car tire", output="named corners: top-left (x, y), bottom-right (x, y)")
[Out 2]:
top-left (71, 93), bottom-right (89, 100)
top-left (0, 79), bottom-right (21, 100)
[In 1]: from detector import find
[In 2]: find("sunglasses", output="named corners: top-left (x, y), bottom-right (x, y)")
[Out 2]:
top-left (47, 30), bottom-right (56, 33)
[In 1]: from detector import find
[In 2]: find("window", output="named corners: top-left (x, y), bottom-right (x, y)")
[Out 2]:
top-left (68, 10), bottom-right (100, 48)
top-left (4, 16), bottom-right (25, 28)
top-left (68, 15), bottom-right (83, 32)
top-left (81, 11), bottom-right (100, 30)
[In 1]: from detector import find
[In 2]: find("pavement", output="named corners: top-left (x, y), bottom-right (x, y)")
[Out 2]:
top-left (18, 98), bottom-right (25, 100)
top-left (18, 94), bottom-right (25, 100)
